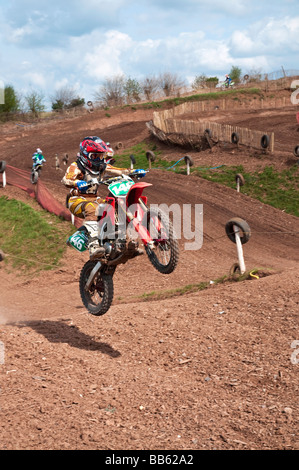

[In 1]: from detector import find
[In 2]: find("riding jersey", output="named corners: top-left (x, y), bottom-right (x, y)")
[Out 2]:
top-left (62, 160), bottom-right (129, 220)
top-left (62, 161), bottom-right (129, 196)
top-left (32, 154), bottom-right (46, 167)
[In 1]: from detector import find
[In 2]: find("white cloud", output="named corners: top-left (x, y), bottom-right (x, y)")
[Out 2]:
top-left (24, 72), bottom-right (47, 88)
top-left (230, 16), bottom-right (299, 56)
top-left (0, 1), bottom-right (299, 108)
top-left (83, 30), bottom-right (134, 79)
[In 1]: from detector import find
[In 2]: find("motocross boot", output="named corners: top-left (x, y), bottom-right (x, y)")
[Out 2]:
top-left (77, 224), bottom-right (106, 259)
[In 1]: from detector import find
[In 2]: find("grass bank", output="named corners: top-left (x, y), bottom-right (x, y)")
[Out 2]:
top-left (0, 196), bottom-right (74, 273)
top-left (116, 143), bottom-right (299, 217)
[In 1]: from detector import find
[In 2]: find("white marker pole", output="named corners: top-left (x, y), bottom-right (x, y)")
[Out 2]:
top-left (233, 224), bottom-right (246, 274)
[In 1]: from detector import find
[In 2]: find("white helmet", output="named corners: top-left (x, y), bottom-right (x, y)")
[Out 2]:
top-left (36, 148), bottom-right (42, 154)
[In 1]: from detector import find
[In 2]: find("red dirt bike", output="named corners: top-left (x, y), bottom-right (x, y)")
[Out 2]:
top-left (67, 169), bottom-right (179, 316)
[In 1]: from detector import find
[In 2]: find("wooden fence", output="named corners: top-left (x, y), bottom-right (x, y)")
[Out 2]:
top-left (151, 98), bottom-right (278, 152)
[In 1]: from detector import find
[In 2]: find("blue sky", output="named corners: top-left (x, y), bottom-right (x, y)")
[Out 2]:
top-left (0, 0), bottom-right (298, 108)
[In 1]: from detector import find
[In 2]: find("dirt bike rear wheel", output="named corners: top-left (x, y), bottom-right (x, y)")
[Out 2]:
top-left (79, 260), bottom-right (114, 316)
top-left (31, 170), bottom-right (38, 184)
top-left (143, 208), bottom-right (179, 274)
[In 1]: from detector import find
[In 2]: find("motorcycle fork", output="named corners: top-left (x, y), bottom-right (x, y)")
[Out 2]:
top-left (85, 261), bottom-right (102, 290)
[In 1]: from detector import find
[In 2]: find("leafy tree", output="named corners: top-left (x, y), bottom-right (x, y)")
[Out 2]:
top-left (229, 66), bottom-right (242, 83)
top-left (51, 99), bottom-right (64, 111)
top-left (66, 97), bottom-right (85, 108)
top-left (51, 85), bottom-right (84, 110)
top-left (0, 85), bottom-right (20, 113)
top-left (123, 77), bottom-right (142, 104)
top-left (205, 76), bottom-right (219, 88)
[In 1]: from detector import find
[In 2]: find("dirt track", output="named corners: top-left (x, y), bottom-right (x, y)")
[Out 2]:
top-left (0, 98), bottom-right (298, 450)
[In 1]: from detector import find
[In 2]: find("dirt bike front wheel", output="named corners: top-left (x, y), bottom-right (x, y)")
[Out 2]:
top-left (143, 208), bottom-right (179, 274)
top-left (79, 260), bottom-right (114, 316)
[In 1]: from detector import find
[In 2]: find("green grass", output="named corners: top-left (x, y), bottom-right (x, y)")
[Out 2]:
top-left (114, 142), bottom-right (173, 169)
top-left (190, 164), bottom-right (299, 217)
top-left (0, 196), bottom-right (75, 273)
top-left (115, 269), bottom-right (273, 304)
top-left (117, 143), bottom-right (299, 217)
top-left (138, 87), bottom-right (262, 109)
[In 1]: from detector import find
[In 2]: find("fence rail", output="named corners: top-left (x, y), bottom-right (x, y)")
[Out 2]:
top-left (151, 96), bottom-right (278, 151)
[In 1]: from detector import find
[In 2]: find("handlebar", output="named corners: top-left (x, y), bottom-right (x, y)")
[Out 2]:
top-left (94, 169), bottom-right (148, 187)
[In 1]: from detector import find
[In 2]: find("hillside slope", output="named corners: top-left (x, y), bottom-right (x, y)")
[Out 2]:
top-left (0, 100), bottom-right (298, 451)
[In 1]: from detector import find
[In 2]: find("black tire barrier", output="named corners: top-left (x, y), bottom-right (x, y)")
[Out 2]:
top-left (146, 150), bottom-right (156, 162)
top-left (243, 74), bottom-right (249, 81)
top-left (293, 145), bottom-right (299, 157)
top-left (235, 173), bottom-right (245, 186)
top-left (225, 217), bottom-right (251, 245)
top-left (231, 132), bottom-right (239, 144)
top-left (184, 155), bottom-right (194, 167)
top-left (115, 142), bottom-right (123, 150)
top-left (130, 154), bottom-right (136, 165)
top-left (87, 101), bottom-right (94, 113)
top-left (0, 160), bottom-right (6, 173)
top-left (261, 134), bottom-right (270, 149)
top-left (204, 128), bottom-right (212, 137)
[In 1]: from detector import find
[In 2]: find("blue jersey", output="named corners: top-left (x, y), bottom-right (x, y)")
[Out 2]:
top-left (32, 153), bottom-right (46, 166)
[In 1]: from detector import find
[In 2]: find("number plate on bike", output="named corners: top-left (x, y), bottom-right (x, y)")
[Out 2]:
top-left (68, 231), bottom-right (88, 252)
top-left (108, 180), bottom-right (134, 197)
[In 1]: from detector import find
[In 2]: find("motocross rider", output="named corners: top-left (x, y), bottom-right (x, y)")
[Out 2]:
top-left (62, 136), bottom-right (129, 221)
top-left (32, 148), bottom-right (46, 168)
top-left (225, 74), bottom-right (232, 87)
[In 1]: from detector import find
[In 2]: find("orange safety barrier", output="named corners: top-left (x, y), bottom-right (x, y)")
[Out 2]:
top-left (2, 165), bottom-right (82, 228)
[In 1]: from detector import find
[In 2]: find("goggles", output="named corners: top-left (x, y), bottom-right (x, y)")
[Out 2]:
top-left (89, 152), bottom-right (105, 160)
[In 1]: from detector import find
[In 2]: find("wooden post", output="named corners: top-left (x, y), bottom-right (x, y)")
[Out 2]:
top-left (270, 132), bottom-right (275, 154)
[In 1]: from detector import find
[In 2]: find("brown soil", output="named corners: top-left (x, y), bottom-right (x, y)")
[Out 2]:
top-left (0, 92), bottom-right (298, 450)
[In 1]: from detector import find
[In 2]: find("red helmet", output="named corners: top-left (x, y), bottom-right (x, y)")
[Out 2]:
top-left (78, 138), bottom-right (108, 173)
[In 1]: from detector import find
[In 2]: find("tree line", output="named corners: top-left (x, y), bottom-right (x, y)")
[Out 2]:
top-left (0, 66), bottom-right (260, 120)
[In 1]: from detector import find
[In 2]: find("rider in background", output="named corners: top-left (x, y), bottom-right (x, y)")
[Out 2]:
top-left (62, 136), bottom-right (129, 222)
top-left (225, 74), bottom-right (232, 88)
top-left (32, 148), bottom-right (46, 168)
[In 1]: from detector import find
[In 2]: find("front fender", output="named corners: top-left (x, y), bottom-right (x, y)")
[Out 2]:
top-left (126, 182), bottom-right (152, 207)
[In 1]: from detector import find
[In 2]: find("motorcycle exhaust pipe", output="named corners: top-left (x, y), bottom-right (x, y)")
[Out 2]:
top-left (85, 261), bottom-right (102, 291)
